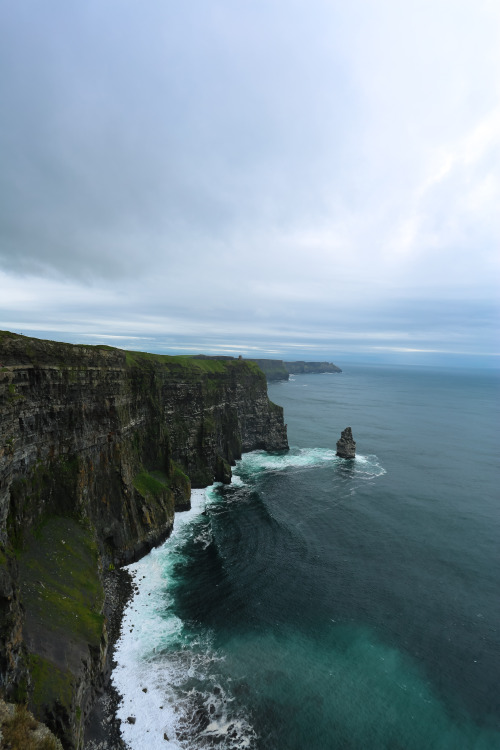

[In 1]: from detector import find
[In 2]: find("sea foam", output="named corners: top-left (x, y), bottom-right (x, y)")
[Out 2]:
top-left (113, 489), bottom-right (208, 749)
top-left (112, 487), bottom-right (257, 750)
top-left (235, 447), bottom-right (386, 479)
top-left (112, 449), bottom-right (386, 748)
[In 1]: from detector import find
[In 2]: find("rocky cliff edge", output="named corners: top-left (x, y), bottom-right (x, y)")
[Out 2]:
top-left (0, 331), bottom-right (288, 748)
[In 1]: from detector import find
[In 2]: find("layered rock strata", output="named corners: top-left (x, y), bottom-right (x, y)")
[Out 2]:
top-left (0, 331), bottom-right (288, 748)
top-left (336, 427), bottom-right (356, 458)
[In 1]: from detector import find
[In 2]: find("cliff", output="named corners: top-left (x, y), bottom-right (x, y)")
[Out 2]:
top-left (0, 331), bottom-right (288, 748)
top-left (247, 359), bottom-right (290, 381)
top-left (285, 361), bottom-right (342, 375)
top-left (248, 359), bottom-right (342, 381)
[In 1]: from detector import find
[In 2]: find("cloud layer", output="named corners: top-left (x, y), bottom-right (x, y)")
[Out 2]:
top-left (1, 0), bottom-right (499, 364)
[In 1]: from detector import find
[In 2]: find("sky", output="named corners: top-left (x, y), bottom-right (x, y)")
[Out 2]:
top-left (1, 0), bottom-right (499, 367)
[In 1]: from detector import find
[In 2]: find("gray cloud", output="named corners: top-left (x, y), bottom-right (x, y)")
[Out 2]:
top-left (0, 0), bottom-right (499, 363)
top-left (0, 0), bottom-right (359, 275)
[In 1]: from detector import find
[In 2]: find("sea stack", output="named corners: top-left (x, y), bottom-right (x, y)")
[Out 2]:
top-left (336, 427), bottom-right (356, 458)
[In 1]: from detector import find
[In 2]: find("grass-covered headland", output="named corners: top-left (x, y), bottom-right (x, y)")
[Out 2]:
top-left (0, 331), bottom-right (288, 748)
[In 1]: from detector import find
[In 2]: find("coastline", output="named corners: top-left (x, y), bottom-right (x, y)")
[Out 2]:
top-left (111, 488), bottom-right (214, 750)
top-left (85, 488), bottom-right (211, 749)
top-left (0, 332), bottom-right (288, 746)
top-left (83, 567), bottom-right (134, 750)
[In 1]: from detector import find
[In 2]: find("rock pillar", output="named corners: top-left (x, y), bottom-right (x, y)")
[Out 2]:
top-left (336, 427), bottom-right (356, 458)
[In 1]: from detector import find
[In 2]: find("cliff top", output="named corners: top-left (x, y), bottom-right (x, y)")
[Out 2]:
top-left (0, 331), bottom-right (264, 379)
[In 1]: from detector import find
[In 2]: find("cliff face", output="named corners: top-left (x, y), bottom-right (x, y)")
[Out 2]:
top-left (284, 361), bottom-right (342, 374)
top-left (248, 359), bottom-right (342, 381)
top-left (0, 332), bottom-right (288, 748)
top-left (247, 359), bottom-right (290, 381)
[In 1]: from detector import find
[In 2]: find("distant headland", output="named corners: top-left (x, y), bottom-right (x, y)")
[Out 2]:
top-left (249, 359), bottom-right (342, 381)
top-left (191, 356), bottom-right (342, 381)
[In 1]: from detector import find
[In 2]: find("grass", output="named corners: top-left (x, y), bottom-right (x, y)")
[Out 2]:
top-left (0, 330), bottom-right (264, 384)
top-left (245, 359), bottom-right (267, 376)
top-left (133, 470), bottom-right (167, 499)
top-left (17, 517), bottom-right (105, 726)
top-left (124, 349), bottom-right (249, 375)
top-left (0, 330), bottom-right (18, 342)
top-left (7, 458), bottom-right (82, 552)
top-left (1, 702), bottom-right (60, 750)
top-left (19, 517), bottom-right (105, 647)
top-left (28, 654), bottom-right (73, 720)
top-left (6, 382), bottom-right (25, 402)
top-left (134, 464), bottom-right (190, 501)
top-left (170, 463), bottom-right (191, 484)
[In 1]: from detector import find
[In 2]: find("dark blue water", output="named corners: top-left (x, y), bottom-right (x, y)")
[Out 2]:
top-left (114, 364), bottom-right (500, 750)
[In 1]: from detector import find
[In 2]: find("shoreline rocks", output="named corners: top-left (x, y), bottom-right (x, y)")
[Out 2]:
top-left (83, 568), bottom-right (133, 749)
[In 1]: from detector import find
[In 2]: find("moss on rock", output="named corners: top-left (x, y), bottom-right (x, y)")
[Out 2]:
top-left (17, 517), bottom-right (105, 744)
top-left (0, 330), bottom-right (288, 746)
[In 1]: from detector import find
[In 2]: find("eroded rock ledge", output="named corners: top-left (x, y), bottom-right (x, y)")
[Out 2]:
top-left (0, 331), bottom-right (288, 748)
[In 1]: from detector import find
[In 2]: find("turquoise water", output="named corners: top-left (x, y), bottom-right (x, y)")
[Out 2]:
top-left (113, 365), bottom-right (500, 749)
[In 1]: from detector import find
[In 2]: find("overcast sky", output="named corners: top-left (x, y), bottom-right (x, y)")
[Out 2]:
top-left (1, 0), bottom-right (499, 366)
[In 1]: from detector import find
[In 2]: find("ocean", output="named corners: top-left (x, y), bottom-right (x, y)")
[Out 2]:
top-left (112, 364), bottom-right (500, 749)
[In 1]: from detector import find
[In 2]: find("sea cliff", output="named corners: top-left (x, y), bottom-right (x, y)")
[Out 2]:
top-left (285, 360), bottom-right (342, 375)
top-left (0, 331), bottom-right (288, 748)
top-left (248, 359), bottom-right (342, 381)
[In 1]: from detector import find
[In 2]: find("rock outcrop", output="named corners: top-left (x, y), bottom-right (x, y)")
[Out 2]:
top-left (0, 331), bottom-right (288, 748)
top-left (336, 427), bottom-right (356, 459)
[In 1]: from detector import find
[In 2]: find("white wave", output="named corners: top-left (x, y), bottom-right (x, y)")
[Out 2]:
top-left (234, 448), bottom-right (386, 481)
top-left (353, 454), bottom-right (387, 478)
top-left (112, 489), bottom-right (206, 748)
top-left (229, 474), bottom-right (245, 487)
top-left (112, 487), bottom-right (256, 749)
top-left (193, 525), bottom-right (213, 550)
top-left (112, 450), bottom-right (386, 748)
top-left (237, 447), bottom-right (335, 473)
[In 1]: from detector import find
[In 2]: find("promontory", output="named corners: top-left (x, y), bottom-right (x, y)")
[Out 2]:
top-left (0, 331), bottom-right (288, 748)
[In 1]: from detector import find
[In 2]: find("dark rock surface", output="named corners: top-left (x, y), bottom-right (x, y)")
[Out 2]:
top-left (83, 568), bottom-right (133, 750)
top-left (336, 427), bottom-right (356, 458)
top-left (0, 330), bottom-right (288, 749)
